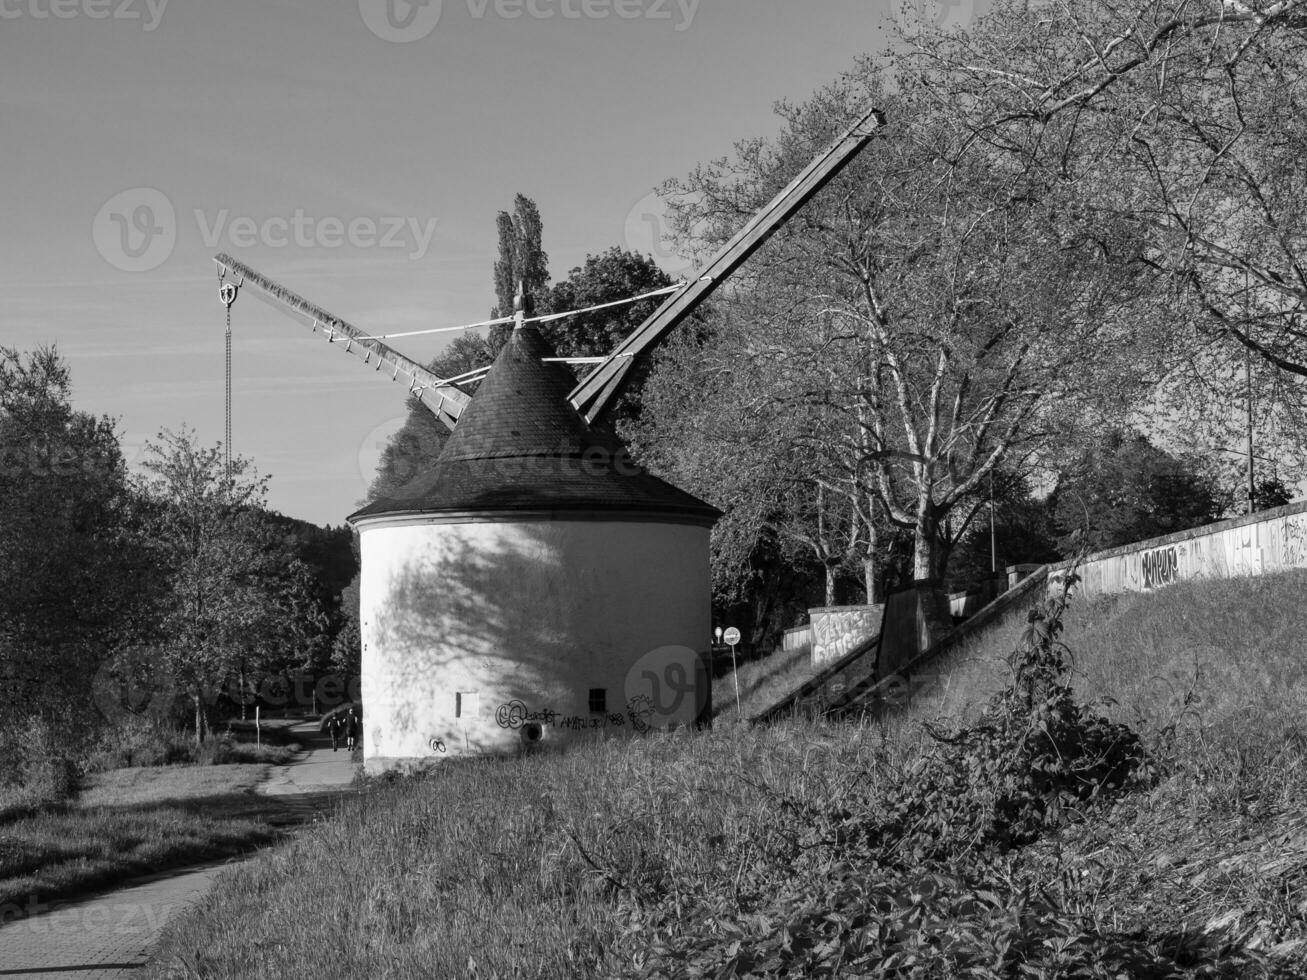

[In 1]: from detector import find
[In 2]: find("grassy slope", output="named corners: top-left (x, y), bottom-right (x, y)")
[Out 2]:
top-left (711, 642), bottom-right (826, 721)
top-left (146, 571), bottom-right (1307, 978)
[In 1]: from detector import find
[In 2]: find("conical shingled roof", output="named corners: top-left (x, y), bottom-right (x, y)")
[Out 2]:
top-left (348, 323), bottom-right (721, 526)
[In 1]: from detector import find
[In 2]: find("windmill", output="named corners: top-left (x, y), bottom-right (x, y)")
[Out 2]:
top-left (212, 106), bottom-right (885, 434)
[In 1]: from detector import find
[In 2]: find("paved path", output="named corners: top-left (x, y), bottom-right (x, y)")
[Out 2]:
top-left (0, 721), bottom-right (356, 978)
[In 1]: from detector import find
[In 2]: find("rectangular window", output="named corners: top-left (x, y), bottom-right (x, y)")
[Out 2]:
top-left (589, 688), bottom-right (606, 715)
top-left (455, 692), bottom-right (479, 719)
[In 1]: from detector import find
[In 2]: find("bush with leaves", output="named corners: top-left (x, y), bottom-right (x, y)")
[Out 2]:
top-left (601, 577), bottom-right (1187, 978)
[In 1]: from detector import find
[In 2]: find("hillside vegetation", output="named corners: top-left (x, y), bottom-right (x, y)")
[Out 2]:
top-left (147, 571), bottom-right (1307, 978)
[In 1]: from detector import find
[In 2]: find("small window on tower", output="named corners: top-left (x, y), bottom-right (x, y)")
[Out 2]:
top-left (589, 688), bottom-right (606, 715)
top-left (456, 692), bottom-right (480, 719)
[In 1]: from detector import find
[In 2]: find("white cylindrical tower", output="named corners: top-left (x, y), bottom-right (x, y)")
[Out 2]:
top-left (348, 318), bottom-right (719, 773)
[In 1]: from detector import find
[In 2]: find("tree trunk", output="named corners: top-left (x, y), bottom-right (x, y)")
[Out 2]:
top-left (912, 498), bottom-right (953, 651)
top-left (824, 563), bottom-right (837, 606)
top-left (864, 499), bottom-right (881, 604)
top-left (912, 502), bottom-right (944, 583)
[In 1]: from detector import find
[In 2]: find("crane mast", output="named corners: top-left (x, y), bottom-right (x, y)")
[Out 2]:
top-left (570, 106), bottom-right (885, 423)
top-left (213, 253), bottom-right (471, 430)
top-left (214, 105), bottom-right (884, 431)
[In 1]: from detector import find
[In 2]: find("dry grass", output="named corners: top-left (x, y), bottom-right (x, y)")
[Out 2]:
top-left (145, 570), bottom-right (1307, 978)
top-left (76, 764), bottom-right (271, 809)
top-left (711, 642), bottom-right (825, 720)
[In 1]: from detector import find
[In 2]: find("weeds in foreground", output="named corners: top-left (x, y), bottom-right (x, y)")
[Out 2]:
top-left (149, 572), bottom-right (1307, 979)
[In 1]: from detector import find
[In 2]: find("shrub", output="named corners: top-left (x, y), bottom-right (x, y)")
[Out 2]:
top-left (0, 715), bottom-right (82, 819)
top-left (82, 718), bottom-right (197, 772)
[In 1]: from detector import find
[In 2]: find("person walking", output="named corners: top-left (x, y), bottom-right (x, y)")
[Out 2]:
top-left (345, 707), bottom-right (359, 752)
top-left (328, 712), bottom-right (345, 752)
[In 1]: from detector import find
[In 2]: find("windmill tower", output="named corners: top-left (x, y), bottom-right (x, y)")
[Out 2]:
top-left (347, 287), bottom-right (720, 770)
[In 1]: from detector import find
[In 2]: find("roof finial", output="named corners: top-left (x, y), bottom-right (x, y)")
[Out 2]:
top-left (513, 280), bottom-right (534, 330)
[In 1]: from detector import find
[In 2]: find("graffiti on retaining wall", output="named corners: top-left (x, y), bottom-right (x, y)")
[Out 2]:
top-left (1141, 546), bottom-right (1178, 590)
top-left (810, 606), bottom-right (883, 665)
top-left (1064, 502), bottom-right (1307, 600)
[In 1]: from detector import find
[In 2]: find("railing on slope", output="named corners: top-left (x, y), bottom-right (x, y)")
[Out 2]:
top-left (825, 566), bottom-right (1050, 719)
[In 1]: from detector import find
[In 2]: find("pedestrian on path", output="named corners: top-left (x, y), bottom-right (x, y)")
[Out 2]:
top-left (328, 712), bottom-right (345, 752)
top-left (345, 707), bottom-right (359, 752)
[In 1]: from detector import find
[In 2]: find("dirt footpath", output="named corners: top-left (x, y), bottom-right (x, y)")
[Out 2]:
top-left (0, 721), bottom-right (357, 979)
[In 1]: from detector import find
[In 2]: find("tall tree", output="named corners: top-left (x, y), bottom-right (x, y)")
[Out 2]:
top-left (644, 71), bottom-right (1150, 633)
top-left (1049, 429), bottom-right (1225, 553)
top-left (488, 194), bottom-right (550, 355)
top-left (0, 347), bottom-right (144, 723)
top-left (906, 0), bottom-right (1307, 432)
top-left (136, 428), bottom-right (324, 741)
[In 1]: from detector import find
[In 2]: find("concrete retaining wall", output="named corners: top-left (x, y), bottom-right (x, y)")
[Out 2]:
top-left (1052, 499), bottom-right (1307, 600)
top-left (782, 624), bottom-right (811, 654)
top-left (809, 604), bottom-right (884, 666)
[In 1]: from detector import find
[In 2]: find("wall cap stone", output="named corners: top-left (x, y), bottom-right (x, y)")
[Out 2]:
top-left (1052, 498), bottom-right (1307, 569)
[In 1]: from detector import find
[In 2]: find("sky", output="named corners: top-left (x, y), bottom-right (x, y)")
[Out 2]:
top-left (1, 0), bottom-right (983, 527)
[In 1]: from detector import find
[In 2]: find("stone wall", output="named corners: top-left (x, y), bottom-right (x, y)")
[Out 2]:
top-left (808, 604), bottom-right (884, 666)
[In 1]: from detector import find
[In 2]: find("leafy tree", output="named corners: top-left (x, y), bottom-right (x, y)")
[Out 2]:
top-left (542, 246), bottom-right (674, 428)
top-left (906, 0), bottom-right (1307, 462)
top-left (1253, 477), bottom-right (1296, 513)
top-left (643, 69), bottom-right (1149, 649)
top-left (487, 194), bottom-right (550, 355)
top-left (946, 469), bottom-right (1061, 594)
top-left (541, 247), bottom-right (673, 359)
top-left (0, 346), bottom-right (145, 724)
top-left (136, 428), bottom-right (326, 741)
top-left (1049, 430), bottom-right (1224, 554)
